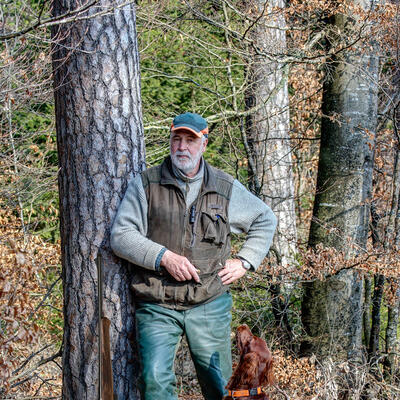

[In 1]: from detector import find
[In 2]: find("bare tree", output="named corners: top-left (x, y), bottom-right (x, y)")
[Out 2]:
top-left (244, 0), bottom-right (296, 269)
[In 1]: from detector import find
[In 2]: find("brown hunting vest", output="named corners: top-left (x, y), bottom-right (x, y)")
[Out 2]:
top-left (130, 156), bottom-right (234, 310)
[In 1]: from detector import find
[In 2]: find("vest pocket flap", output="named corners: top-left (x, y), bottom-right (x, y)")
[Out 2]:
top-left (201, 211), bottom-right (228, 245)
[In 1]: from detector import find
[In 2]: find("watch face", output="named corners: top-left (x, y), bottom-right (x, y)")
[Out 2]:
top-left (242, 260), bottom-right (251, 270)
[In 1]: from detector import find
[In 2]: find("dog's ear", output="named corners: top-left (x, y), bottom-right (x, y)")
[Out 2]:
top-left (260, 357), bottom-right (275, 386)
top-left (227, 352), bottom-right (260, 389)
top-left (236, 324), bottom-right (253, 354)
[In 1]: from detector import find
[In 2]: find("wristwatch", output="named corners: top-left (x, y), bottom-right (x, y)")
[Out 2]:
top-left (238, 257), bottom-right (252, 271)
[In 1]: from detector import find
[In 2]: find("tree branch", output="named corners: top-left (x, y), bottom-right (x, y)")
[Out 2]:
top-left (9, 347), bottom-right (62, 386)
top-left (0, 0), bottom-right (98, 40)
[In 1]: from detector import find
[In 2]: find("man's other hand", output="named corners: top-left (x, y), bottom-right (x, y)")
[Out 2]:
top-left (218, 259), bottom-right (246, 285)
top-left (160, 250), bottom-right (201, 283)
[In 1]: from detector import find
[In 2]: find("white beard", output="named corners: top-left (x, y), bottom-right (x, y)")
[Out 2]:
top-left (171, 149), bottom-right (202, 175)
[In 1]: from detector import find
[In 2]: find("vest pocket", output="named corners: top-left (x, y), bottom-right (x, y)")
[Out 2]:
top-left (130, 271), bottom-right (166, 303)
top-left (185, 273), bottom-right (226, 305)
top-left (200, 211), bottom-right (228, 245)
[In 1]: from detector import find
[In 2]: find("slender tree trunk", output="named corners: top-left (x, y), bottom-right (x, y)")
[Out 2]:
top-left (243, 0), bottom-right (296, 340)
top-left (369, 274), bottom-right (385, 361)
top-left (245, 0), bottom-right (297, 269)
top-left (367, 203), bottom-right (384, 362)
top-left (300, 4), bottom-right (379, 359)
top-left (52, 1), bottom-right (145, 398)
top-left (363, 276), bottom-right (372, 347)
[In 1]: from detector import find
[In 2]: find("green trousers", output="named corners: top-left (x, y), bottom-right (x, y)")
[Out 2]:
top-left (135, 292), bottom-right (233, 400)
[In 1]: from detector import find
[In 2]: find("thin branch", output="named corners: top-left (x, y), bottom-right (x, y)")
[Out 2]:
top-left (12, 345), bottom-right (52, 376)
top-left (142, 68), bottom-right (232, 104)
top-left (29, 276), bottom-right (61, 319)
top-left (9, 348), bottom-right (62, 385)
top-left (0, 0), bottom-right (98, 40)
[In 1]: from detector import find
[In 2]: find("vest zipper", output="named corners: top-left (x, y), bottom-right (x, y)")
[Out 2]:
top-left (181, 198), bottom-right (188, 256)
top-left (189, 187), bottom-right (205, 248)
top-left (189, 205), bottom-right (197, 248)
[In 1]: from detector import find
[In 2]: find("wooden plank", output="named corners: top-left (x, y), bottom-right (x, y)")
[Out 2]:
top-left (101, 317), bottom-right (114, 400)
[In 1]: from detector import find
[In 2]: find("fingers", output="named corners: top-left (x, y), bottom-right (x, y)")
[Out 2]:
top-left (173, 259), bottom-right (200, 282)
top-left (187, 263), bottom-right (201, 283)
top-left (218, 259), bottom-right (246, 285)
top-left (160, 250), bottom-right (200, 283)
top-left (160, 251), bottom-right (247, 285)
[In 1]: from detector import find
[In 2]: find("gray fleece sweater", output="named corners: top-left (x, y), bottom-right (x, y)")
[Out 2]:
top-left (110, 159), bottom-right (277, 271)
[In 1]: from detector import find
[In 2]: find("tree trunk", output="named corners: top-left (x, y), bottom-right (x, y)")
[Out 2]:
top-left (369, 274), bottom-right (385, 362)
top-left (362, 276), bottom-right (372, 348)
top-left (52, 1), bottom-right (145, 398)
top-left (245, 0), bottom-right (297, 269)
top-left (384, 96), bottom-right (400, 376)
top-left (367, 203), bottom-right (384, 363)
top-left (300, 6), bottom-right (379, 359)
top-left (385, 283), bottom-right (400, 379)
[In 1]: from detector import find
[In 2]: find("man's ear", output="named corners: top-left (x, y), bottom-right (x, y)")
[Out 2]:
top-left (202, 137), bottom-right (208, 151)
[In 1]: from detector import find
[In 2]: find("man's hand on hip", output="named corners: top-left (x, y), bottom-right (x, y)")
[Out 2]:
top-left (218, 259), bottom-right (246, 285)
top-left (160, 250), bottom-right (201, 283)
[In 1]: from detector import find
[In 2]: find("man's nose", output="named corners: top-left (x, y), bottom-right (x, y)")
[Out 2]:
top-left (178, 140), bottom-right (188, 151)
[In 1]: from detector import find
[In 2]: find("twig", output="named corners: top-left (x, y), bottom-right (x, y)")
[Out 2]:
top-left (29, 276), bottom-right (61, 319)
top-left (9, 348), bottom-right (62, 385)
top-left (12, 345), bottom-right (52, 376)
top-left (0, 0), bottom-right (98, 40)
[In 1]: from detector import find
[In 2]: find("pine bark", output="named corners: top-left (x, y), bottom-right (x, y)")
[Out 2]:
top-left (52, 1), bottom-right (145, 398)
top-left (300, 7), bottom-right (379, 359)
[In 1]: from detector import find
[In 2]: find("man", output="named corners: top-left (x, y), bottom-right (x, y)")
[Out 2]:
top-left (111, 112), bottom-right (277, 400)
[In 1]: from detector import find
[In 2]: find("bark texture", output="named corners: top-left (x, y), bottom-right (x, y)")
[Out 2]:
top-left (301, 7), bottom-right (379, 359)
top-left (245, 0), bottom-right (296, 268)
top-left (384, 99), bottom-right (400, 375)
top-left (385, 284), bottom-right (400, 378)
top-left (52, 1), bottom-right (145, 398)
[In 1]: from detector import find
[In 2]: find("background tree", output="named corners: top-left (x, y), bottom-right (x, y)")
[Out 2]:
top-left (244, 0), bottom-right (296, 268)
top-left (243, 0), bottom-right (297, 338)
top-left (51, 0), bottom-right (144, 398)
top-left (300, 0), bottom-right (380, 360)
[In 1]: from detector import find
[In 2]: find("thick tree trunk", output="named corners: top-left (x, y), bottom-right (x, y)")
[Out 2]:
top-left (300, 7), bottom-right (379, 359)
top-left (385, 284), bottom-right (400, 378)
top-left (384, 102), bottom-right (400, 376)
top-left (52, 1), bottom-right (145, 398)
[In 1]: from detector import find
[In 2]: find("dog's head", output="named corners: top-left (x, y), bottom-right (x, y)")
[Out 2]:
top-left (228, 324), bottom-right (274, 389)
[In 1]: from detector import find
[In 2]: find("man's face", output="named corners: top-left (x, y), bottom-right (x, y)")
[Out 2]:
top-left (170, 130), bottom-right (208, 177)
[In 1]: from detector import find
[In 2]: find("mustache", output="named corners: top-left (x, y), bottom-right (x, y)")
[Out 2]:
top-left (174, 151), bottom-right (192, 158)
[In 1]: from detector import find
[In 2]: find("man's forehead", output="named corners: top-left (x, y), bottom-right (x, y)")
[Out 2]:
top-left (171, 129), bottom-right (200, 140)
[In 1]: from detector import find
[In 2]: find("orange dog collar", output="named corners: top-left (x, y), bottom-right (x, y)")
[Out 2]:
top-left (227, 386), bottom-right (262, 397)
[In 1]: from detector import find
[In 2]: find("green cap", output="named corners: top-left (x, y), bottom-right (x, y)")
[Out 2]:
top-left (171, 112), bottom-right (209, 138)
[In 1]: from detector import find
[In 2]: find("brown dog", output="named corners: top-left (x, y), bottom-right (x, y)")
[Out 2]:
top-left (224, 324), bottom-right (274, 400)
